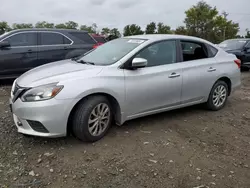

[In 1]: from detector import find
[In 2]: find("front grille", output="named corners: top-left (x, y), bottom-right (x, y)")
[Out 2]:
top-left (27, 120), bottom-right (49, 133)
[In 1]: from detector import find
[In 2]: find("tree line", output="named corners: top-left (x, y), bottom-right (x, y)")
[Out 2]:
top-left (0, 1), bottom-right (249, 43)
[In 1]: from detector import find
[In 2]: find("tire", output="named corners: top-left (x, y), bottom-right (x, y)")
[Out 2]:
top-left (72, 96), bottom-right (113, 142)
top-left (206, 80), bottom-right (229, 111)
top-left (240, 67), bottom-right (249, 72)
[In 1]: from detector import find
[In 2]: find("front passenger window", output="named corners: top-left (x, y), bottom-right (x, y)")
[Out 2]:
top-left (3, 32), bottom-right (37, 47)
top-left (136, 40), bottom-right (176, 67)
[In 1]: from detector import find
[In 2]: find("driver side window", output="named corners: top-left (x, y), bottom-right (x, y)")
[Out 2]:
top-left (3, 32), bottom-right (37, 47)
top-left (135, 40), bottom-right (176, 67)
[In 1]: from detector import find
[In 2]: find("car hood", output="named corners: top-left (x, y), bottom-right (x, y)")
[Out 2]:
top-left (16, 59), bottom-right (103, 87)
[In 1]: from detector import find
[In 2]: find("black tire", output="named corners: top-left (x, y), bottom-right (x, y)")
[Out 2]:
top-left (240, 67), bottom-right (249, 72)
top-left (72, 96), bottom-right (112, 142)
top-left (206, 80), bottom-right (229, 111)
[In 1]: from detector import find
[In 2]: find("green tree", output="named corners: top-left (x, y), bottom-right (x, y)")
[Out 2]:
top-left (157, 22), bottom-right (172, 34)
top-left (80, 25), bottom-right (95, 33)
top-left (65, 21), bottom-right (78, 29)
top-left (123, 24), bottom-right (144, 36)
top-left (101, 27), bottom-right (110, 35)
top-left (0, 21), bottom-right (11, 35)
top-left (245, 29), bottom-right (250, 38)
top-left (12, 23), bottom-right (33, 30)
top-left (91, 23), bottom-right (98, 33)
top-left (145, 22), bottom-right (156, 34)
top-left (183, 1), bottom-right (239, 43)
top-left (55, 23), bottom-right (67, 29)
top-left (35, 21), bottom-right (54, 28)
top-left (175, 26), bottom-right (188, 35)
top-left (110, 28), bottom-right (121, 38)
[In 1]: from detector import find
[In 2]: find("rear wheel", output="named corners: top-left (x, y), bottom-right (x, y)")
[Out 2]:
top-left (72, 96), bottom-right (112, 142)
top-left (206, 81), bottom-right (229, 111)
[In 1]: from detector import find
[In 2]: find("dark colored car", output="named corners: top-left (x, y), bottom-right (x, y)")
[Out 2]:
top-left (218, 39), bottom-right (250, 71)
top-left (0, 29), bottom-right (99, 79)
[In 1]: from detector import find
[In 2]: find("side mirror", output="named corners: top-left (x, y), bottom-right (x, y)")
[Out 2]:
top-left (131, 58), bottom-right (148, 69)
top-left (0, 41), bottom-right (10, 48)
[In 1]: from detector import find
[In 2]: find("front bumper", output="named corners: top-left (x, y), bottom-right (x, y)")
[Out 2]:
top-left (10, 98), bottom-right (76, 138)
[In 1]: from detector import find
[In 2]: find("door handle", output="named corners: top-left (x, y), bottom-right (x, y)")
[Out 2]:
top-left (168, 72), bottom-right (180, 78)
top-left (207, 67), bottom-right (216, 72)
top-left (63, 47), bottom-right (68, 50)
top-left (27, 49), bottom-right (33, 53)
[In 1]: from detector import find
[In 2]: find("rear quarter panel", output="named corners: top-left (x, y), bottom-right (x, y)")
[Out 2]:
top-left (214, 50), bottom-right (241, 93)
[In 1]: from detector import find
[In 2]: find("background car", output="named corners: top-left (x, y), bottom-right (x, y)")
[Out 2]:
top-left (90, 33), bottom-right (107, 48)
top-left (0, 28), bottom-right (99, 79)
top-left (218, 39), bottom-right (250, 71)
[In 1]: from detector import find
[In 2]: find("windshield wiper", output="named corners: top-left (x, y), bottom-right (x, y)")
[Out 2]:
top-left (72, 59), bottom-right (95, 65)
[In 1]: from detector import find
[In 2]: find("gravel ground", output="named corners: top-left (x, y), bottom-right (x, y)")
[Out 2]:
top-left (0, 73), bottom-right (250, 188)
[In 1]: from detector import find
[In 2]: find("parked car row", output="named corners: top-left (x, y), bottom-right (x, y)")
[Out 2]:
top-left (9, 34), bottom-right (241, 142)
top-left (218, 38), bottom-right (250, 71)
top-left (0, 29), bottom-right (107, 79)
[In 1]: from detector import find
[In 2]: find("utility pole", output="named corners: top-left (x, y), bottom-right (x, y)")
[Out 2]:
top-left (222, 11), bottom-right (229, 40)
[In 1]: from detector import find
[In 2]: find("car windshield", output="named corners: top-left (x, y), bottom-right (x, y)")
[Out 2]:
top-left (79, 38), bottom-right (146, 65)
top-left (219, 40), bottom-right (247, 50)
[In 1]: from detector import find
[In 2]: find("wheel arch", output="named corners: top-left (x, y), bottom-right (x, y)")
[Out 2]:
top-left (216, 76), bottom-right (232, 96)
top-left (67, 92), bottom-right (122, 135)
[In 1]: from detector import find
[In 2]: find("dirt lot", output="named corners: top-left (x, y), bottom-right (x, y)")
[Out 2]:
top-left (0, 73), bottom-right (250, 188)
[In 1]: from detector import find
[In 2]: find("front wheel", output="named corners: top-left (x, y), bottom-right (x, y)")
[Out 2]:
top-left (72, 96), bottom-right (112, 142)
top-left (206, 81), bottom-right (229, 111)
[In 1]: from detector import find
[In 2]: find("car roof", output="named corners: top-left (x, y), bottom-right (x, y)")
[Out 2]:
top-left (8, 28), bottom-right (88, 33)
top-left (124, 34), bottom-right (210, 43)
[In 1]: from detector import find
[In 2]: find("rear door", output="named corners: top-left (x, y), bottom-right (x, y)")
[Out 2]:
top-left (179, 40), bottom-right (218, 104)
top-left (243, 41), bottom-right (250, 64)
top-left (0, 32), bottom-right (38, 78)
top-left (36, 31), bottom-right (72, 66)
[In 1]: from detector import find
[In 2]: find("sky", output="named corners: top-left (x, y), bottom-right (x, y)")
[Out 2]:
top-left (0, 0), bottom-right (250, 35)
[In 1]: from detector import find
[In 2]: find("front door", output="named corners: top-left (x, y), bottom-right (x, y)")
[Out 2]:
top-left (0, 32), bottom-right (38, 78)
top-left (243, 41), bottom-right (250, 64)
top-left (124, 40), bottom-right (182, 118)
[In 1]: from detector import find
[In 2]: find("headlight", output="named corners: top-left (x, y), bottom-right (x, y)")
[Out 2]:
top-left (21, 84), bottom-right (63, 102)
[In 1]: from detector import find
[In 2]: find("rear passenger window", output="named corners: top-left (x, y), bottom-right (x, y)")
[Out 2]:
top-left (40, 32), bottom-right (71, 45)
top-left (69, 32), bottom-right (96, 44)
top-left (181, 41), bottom-right (209, 61)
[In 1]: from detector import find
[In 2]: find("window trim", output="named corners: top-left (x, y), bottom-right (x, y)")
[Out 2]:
top-left (178, 39), bottom-right (211, 63)
top-left (121, 39), bottom-right (180, 69)
top-left (0, 31), bottom-right (73, 48)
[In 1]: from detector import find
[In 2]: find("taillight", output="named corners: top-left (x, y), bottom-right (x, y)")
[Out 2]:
top-left (234, 59), bottom-right (241, 68)
top-left (93, 43), bottom-right (103, 49)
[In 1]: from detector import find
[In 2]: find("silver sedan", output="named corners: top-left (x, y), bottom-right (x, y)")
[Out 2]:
top-left (9, 34), bottom-right (241, 142)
